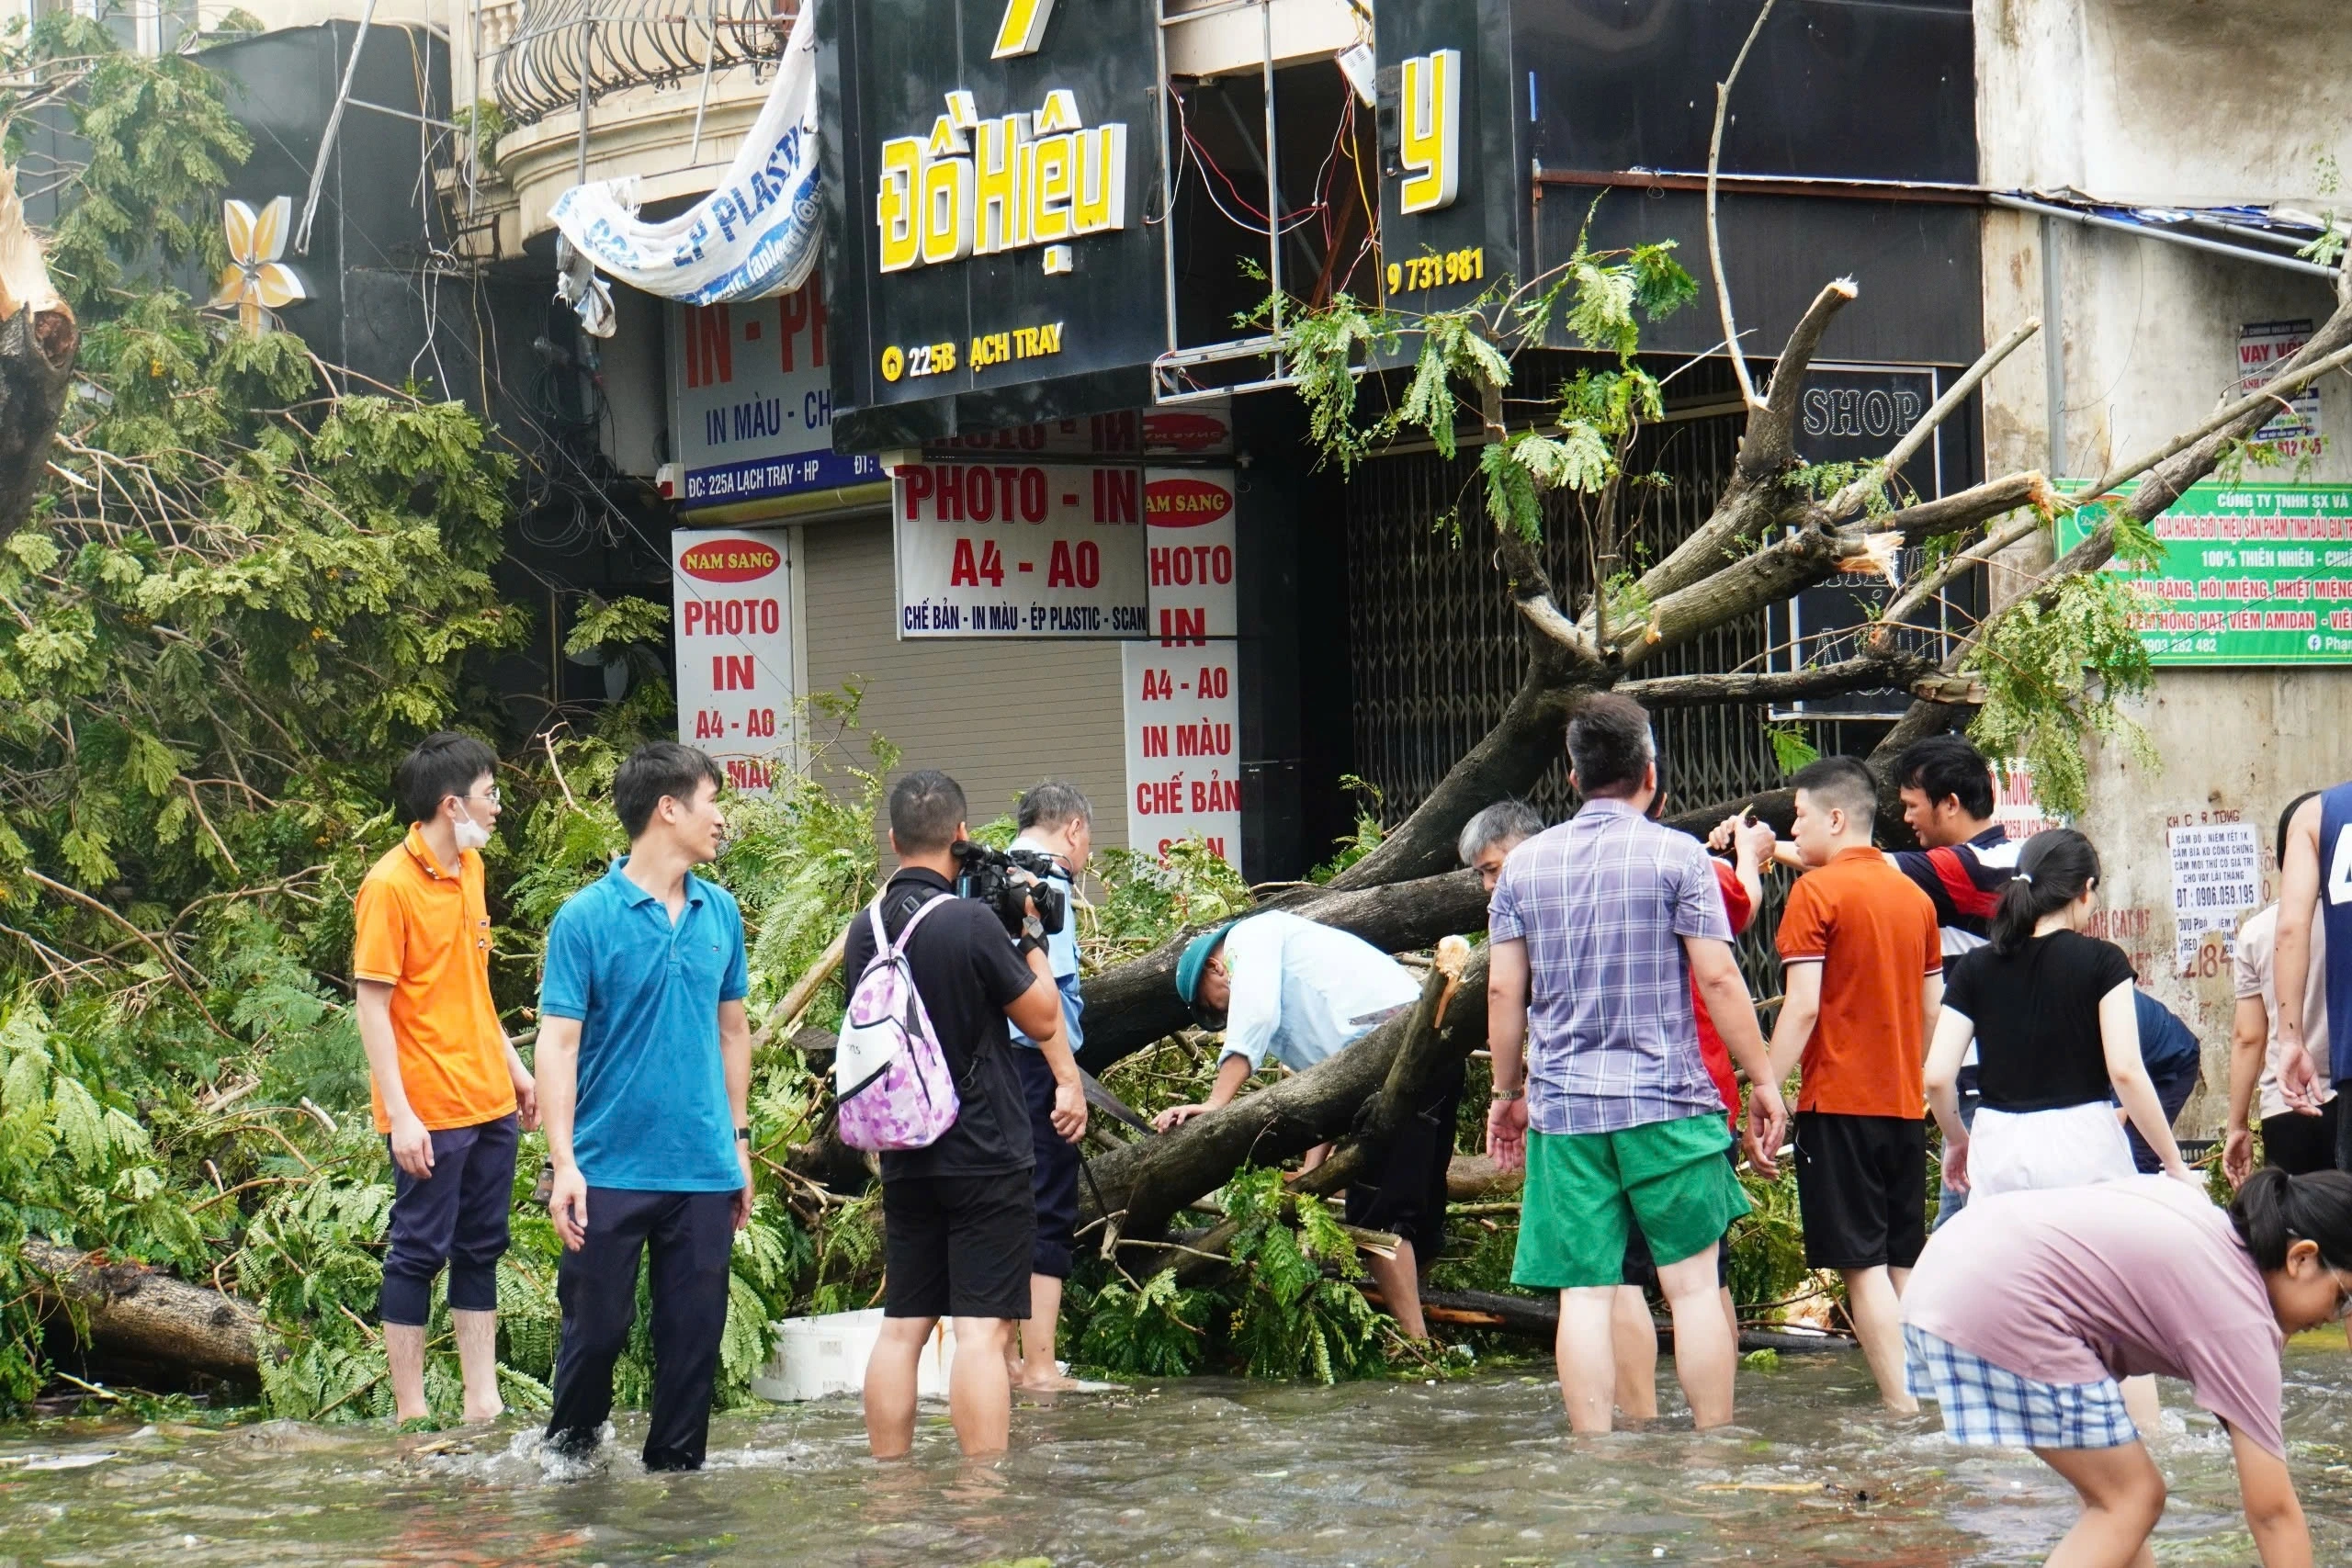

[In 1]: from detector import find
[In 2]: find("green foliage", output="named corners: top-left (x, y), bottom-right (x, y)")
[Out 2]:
top-left (1725, 1162), bottom-right (1810, 1313)
top-left (1276, 209), bottom-right (1693, 548)
top-left (1306, 774), bottom-right (1385, 885)
top-left (1071, 1268), bottom-right (1214, 1378)
top-left (1222, 1167), bottom-right (1389, 1383)
top-left (1964, 570), bottom-right (2158, 818)
top-left (1762, 721), bottom-right (1821, 775)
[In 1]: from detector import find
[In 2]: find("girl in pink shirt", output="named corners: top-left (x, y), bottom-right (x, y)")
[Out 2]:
top-left (1903, 1168), bottom-right (2352, 1567)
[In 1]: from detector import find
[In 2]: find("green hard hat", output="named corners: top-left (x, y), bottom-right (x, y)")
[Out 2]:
top-left (1175, 920), bottom-right (1240, 1010)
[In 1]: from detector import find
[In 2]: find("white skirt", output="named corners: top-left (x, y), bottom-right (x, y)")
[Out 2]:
top-left (1969, 1101), bottom-right (2137, 1197)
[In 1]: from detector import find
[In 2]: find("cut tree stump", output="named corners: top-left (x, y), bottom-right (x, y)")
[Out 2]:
top-left (22, 1240), bottom-right (261, 1382)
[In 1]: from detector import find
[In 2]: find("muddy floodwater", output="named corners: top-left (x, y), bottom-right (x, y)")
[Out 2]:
top-left (5, 1344), bottom-right (2349, 1566)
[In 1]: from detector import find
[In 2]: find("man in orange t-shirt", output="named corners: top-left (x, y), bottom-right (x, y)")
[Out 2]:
top-left (354, 732), bottom-right (537, 1425)
top-left (1766, 755), bottom-right (1942, 1414)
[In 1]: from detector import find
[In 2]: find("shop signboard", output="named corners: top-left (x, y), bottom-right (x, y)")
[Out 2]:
top-left (820, 0), bottom-right (1163, 416)
top-left (672, 528), bottom-right (799, 793)
top-left (892, 458), bottom-right (1148, 638)
top-left (2058, 481), bottom-right (2352, 664)
top-left (1765, 364), bottom-right (1973, 718)
top-left (1125, 468), bottom-right (1242, 871)
top-left (667, 273), bottom-right (883, 510)
top-left (1374, 0), bottom-right (1519, 317)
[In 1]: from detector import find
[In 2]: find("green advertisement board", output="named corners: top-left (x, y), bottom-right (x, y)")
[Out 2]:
top-left (2060, 481), bottom-right (2352, 664)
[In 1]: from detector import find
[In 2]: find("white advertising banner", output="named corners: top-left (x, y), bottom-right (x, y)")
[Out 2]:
top-left (1143, 468), bottom-right (1237, 639)
top-left (891, 460), bottom-right (1148, 637)
top-left (1124, 466), bottom-right (1241, 871)
top-left (2167, 819), bottom-right (2263, 975)
top-left (673, 528), bottom-right (797, 794)
top-left (1122, 641), bottom-right (1242, 871)
top-left (548, 1), bottom-right (821, 305)
top-left (668, 274), bottom-right (883, 512)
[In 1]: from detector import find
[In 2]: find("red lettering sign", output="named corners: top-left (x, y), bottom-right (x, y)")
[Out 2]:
top-left (1145, 476), bottom-right (1233, 526)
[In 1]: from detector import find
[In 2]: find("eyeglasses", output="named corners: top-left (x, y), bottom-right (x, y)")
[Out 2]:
top-left (450, 785), bottom-right (502, 807)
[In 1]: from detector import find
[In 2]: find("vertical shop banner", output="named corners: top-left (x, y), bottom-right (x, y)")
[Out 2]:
top-left (1124, 468), bottom-right (1241, 871)
top-left (892, 459), bottom-right (1149, 637)
top-left (673, 528), bottom-right (798, 794)
top-left (669, 274), bottom-right (884, 509)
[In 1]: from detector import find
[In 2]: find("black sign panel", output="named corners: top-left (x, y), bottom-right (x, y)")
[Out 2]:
top-left (820, 0), bottom-right (1161, 437)
top-left (1513, 0), bottom-right (1975, 185)
top-left (1766, 365), bottom-right (1982, 718)
top-left (1375, 0), bottom-right (1523, 317)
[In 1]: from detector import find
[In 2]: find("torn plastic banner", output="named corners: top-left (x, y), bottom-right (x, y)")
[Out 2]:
top-left (547, 0), bottom-right (821, 308)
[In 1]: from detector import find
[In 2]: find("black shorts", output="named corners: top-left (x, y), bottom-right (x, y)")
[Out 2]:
top-left (882, 1169), bottom-right (1035, 1321)
top-left (1015, 1050), bottom-right (1081, 1279)
top-left (1793, 1111), bottom-right (1927, 1271)
top-left (2267, 1097), bottom-right (2344, 1177)
top-left (1623, 1142), bottom-right (1736, 1290)
top-left (1344, 1059), bottom-right (1465, 1260)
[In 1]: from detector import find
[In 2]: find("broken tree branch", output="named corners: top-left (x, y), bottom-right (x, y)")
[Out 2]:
top-left (1739, 277), bottom-right (1857, 480)
top-left (1615, 650), bottom-right (1939, 708)
top-left (1706, 0), bottom-right (1781, 413)
top-left (1822, 316), bottom-right (2041, 521)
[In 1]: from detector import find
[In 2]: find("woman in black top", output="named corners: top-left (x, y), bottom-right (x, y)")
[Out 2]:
top-left (1926, 829), bottom-right (2198, 1197)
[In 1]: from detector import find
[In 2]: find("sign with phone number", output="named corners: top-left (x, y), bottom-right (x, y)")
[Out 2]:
top-left (2059, 481), bottom-right (2352, 664)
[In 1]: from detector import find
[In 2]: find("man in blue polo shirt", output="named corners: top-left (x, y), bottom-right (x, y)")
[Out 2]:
top-left (537, 741), bottom-right (752, 1472)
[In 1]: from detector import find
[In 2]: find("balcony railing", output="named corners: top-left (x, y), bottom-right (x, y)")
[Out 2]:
top-left (490, 0), bottom-right (797, 128)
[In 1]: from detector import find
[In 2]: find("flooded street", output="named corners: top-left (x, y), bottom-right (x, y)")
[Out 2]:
top-left (5, 1343), bottom-right (2347, 1566)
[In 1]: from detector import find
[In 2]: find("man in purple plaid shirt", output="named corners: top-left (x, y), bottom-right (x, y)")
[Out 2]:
top-left (1486, 694), bottom-right (1787, 1433)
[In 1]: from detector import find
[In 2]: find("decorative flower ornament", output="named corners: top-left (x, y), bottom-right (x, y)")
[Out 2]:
top-left (207, 197), bottom-right (308, 333)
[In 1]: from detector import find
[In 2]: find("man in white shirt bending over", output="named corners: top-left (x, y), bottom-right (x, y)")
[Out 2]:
top-left (1156, 911), bottom-right (1436, 1336)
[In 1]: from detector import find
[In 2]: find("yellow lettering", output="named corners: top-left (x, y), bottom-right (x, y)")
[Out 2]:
top-left (974, 115), bottom-right (1029, 254)
top-left (990, 0), bottom-right (1057, 58)
top-left (1029, 131), bottom-right (1074, 243)
top-left (921, 155), bottom-right (974, 265)
top-left (1398, 49), bottom-right (1462, 216)
top-left (1070, 124), bottom-right (1125, 234)
top-left (876, 137), bottom-right (922, 272)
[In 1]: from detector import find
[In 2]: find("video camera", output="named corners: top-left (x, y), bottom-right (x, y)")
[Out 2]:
top-left (951, 840), bottom-right (1068, 941)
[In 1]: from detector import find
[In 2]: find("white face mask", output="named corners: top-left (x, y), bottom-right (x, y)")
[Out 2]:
top-left (451, 802), bottom-right (492, 853)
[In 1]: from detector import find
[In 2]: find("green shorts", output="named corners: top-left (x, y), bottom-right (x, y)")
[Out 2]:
top-left (1511, 1113), bottom-right (1750, 1290)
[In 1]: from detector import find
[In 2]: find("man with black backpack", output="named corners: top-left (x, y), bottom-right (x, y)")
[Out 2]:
top-left (844, 769), bottom-right (1071, 1460)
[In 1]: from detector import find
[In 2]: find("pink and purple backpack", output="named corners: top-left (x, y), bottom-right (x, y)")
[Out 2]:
top-left (834, 893), bottom-right (961, 1152)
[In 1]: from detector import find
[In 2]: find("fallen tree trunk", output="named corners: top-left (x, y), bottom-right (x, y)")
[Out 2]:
top-left (1073, 866), bottom-right (1491, 1076)
top-left (1078, 945), bottom-right (1492, 1244)
top-left (1445, 1154), bottom-right (1521, 1202)
top-left (21, 1240), bottom-right (261, 1382)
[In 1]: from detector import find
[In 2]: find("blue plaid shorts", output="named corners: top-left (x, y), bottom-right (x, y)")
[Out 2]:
top-left (1904, 1325), bottom-right (2139, 1450)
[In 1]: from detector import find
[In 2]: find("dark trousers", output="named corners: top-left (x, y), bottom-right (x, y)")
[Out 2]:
top-left (2126, 1059), bottom-right (2201, 1173)
top-left (1015, 1050), bottom-right (1080, 1279)
top-left (546, 1187), bottom-right (737, 1472)
top-left (381, 1113), bottom-right (518, 1326)
top-left (2336, 1087), bottom-right (2352, 1174)
top-left (2266, 1098), bottom-right (2342, 1175)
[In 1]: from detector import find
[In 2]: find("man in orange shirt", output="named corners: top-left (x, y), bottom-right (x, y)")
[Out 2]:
top-left (354, 732), bottom-right (537, 1424)
top-left (1765, 755), bottom-right (1942, 1413)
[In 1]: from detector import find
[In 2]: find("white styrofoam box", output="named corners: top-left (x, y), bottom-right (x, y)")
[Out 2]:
top-left (751, 1309), bottom-right (960, 1403)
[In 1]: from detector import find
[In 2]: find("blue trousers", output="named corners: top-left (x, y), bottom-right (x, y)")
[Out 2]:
top-left (380, 1113), bottom-right (518, 1326)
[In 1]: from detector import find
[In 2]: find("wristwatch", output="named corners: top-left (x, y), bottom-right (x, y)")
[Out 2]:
top-left (1491, 1087), bottom-right (1525, 1102)
top-left (735, 1126), bottom-right (752, 1142)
